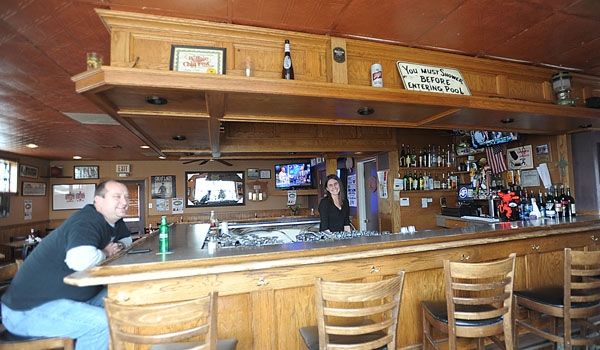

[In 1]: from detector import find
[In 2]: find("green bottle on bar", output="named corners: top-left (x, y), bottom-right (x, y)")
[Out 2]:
top-left (159, 216), bottom-right (169, 253)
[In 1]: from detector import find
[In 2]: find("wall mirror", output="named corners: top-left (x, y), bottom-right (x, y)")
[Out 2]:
top-left (186, 171), bottom-right (245, 208)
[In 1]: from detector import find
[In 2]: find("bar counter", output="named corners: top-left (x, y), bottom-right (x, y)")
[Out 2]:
top-left (65, 215), bottom-right (600, 349)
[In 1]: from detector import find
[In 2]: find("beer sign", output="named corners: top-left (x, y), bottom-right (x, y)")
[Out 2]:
top-left (396, 62), bottom-right (471, 95)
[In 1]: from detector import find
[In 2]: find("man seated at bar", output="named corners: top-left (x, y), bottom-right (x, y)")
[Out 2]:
top-left (1, 180), bottom-right (132, 350)
top-left (319, 174), bottom-right (351, 232)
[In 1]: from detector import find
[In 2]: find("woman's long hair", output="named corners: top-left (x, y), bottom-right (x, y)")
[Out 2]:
top-left (324, 174), bottom-right (346, 204)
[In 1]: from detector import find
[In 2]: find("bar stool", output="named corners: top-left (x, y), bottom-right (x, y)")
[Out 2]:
top-left (514, 248), bottom-right (600, 349)
top-left (104, 292), bottom-right (237, 350)
top-left (299, 271), bottom-right (405, 350)
top-left (0, 260), bottom-right (75, 349)
top-left (421, 253), bottom-right (516, 350)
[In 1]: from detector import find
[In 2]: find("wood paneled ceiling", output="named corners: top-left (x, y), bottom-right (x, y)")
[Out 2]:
top-left (1, 0), bottom-right (599, 161)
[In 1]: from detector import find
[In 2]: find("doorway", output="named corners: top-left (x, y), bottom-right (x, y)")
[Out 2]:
top-left (121, 180), bottom-right (146, 234)
top-left (357, 158), bottom-right (379, 232)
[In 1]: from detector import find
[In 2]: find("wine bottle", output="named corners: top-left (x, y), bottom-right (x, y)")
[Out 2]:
top-left (538, 190), bottom-right (546, 218)
top-left (567, 187), bottom-right (576, 216)
top-left (399, 144), bottom-right (406, 168)
top-left (560, 186), bottom-right (570, 218)
top-left (282, 40), bottom-right (294, 80)
top-left (545, 189), bottom-right (554, 215)
top-left (419, 172), bottom-right (424, 191)
top-left (554, 186), bottom-right (563, 218)
top-left (403, 170), bottom-right (409, 191)
top-left (408, 171), bottom-right (413, 191)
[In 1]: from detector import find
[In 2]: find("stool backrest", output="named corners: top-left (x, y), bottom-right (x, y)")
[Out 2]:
top-left (565, 248), bottom-right (600, 310)
top-left (104, 292), bottom-right (218, 350)
top-left (444, 253), bottom-right (516, 343)
top-left (315, 271), bottom-right (405, 350)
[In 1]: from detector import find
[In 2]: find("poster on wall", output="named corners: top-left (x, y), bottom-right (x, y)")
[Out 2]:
top-left (24, 199), bottom-right (32, 220)
top-left (347, 174), bottom-right (357, 207)
top-left (52, 184), bottom-right (95, 211)
top-left (151, 175), bottom-right (176, 199)
top-left (507, 145), bottom-right (534, 170)
top-left (377, 170), bottom-right (388, 199)
top-left (156, 199), bottom-right (170, 212)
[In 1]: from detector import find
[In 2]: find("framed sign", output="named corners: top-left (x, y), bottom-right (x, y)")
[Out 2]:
top-left (170, 45), bottom-right (226, 74)
top-left (52, 183), bottom-right (95, 210)
top-left (247, 168), bottom-right (259, 180)
top-left (151, 175), bottom-right (176, 199)
top-left (19, 164), bottom-right (39, 179)
top-left (74, 165), bottom-right (99, 180)
top-left (259, 169), bottom-right (271, 179)
top-left (186, 171), bottom-right (245, 208)
top-left (22, 181), bottom-right (46, 196)
top-left (507, 145), bottom-right (534, 170)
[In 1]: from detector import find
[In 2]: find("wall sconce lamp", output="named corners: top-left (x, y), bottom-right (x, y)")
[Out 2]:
top-left (551, 71), bottom-right (576, 106)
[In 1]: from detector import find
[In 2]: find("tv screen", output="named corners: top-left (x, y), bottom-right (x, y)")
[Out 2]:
top-left (274, 162), bottom-right (312, 189)
top-left (470, 130), bottom-right (518, 149)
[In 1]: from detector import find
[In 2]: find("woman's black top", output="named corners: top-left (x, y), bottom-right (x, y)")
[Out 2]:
top-left (318, 197), bottom-right (350, 232)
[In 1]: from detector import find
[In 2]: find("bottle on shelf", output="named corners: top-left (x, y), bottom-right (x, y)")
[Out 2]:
top-left (538, 190), bottom-right (546, 218)
top-left (554, 185), bottom-right (563, 218)
top-left (431, 145), bottom-right (437, 168)
top-left (545, 189), bottom-right (554, 215)
top-left (411, 147), bottom-right (417, 167)
top-left (399, 144), bottom-right (406, 168)
top-left (560, 185), bottom-right (570, 218)
top-left (159, 216), bottom-right (169, 253)
top-left (403, 170), bottom-right (409, 191)
top-left (441, 173), bottom-right (448, 189)
top-left (419, 172), bottom-right (424, 191)
top-left (566, 187), bottom-right (576, 216)
top-left (412, 170), bottom-right (419, 190)
top-left (428, 172), bottom-right (434, 191)
top-left (282, 40), bottom-right (294, 80)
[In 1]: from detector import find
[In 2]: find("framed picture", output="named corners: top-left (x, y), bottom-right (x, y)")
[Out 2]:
top-left (52, 183), bottom-right (96, 210)
top-left (185, 171), bottom-right (245, 208)
top-left (19, 164), bottom-right (39, 179)
top-left (247, 168), bottom-right (259, 180)
top-left (151, 175), bottom-right (176, 199)
top-left (22, 181), bottom-right (46, 196)
top-left (170, 45), bottom-right (226, 74)
top-left (74, 165), bottom-right (99, 180)
top-left (259, 169), bottom-right (271, 179)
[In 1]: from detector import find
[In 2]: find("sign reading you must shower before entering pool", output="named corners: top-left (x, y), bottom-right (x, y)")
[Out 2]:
top-left (396, 61), bottom-right (471, 96)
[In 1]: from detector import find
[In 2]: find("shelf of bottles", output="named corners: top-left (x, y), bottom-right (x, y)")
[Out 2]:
top-left (396, 143), bottom-right (461, 191)
top-left (517, 184), bottom-right (576, 220)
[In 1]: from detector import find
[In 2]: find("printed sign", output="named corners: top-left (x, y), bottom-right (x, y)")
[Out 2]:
top-left (507, 145), bottom-right (534, 170)
top-left (396, 62), bottom-right (471, 95)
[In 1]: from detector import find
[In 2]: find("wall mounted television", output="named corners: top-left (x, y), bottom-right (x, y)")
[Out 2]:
top-left (470, 130), bottom-right (518, 149)
top-left (274, 162), bottom-right (313, 189)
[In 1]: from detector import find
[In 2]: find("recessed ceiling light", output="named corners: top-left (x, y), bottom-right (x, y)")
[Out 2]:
top-left (172, 135), bottom-right (186, 141)
top-left (26, 143), bottom-right (38, 148)
top-left (579, 124), bottom-right (592, 129)
top-left (145, 96), bottom-right (168, 105)
top-left (73, 155), bottom-right (82, 160)
top-left (140, 145), bottom-right (150, 149)
top-left (357, 107), bottom-right (374, 115)
top-left (500, 118), bottom-right (514, 124)
top-left (158, 156), bottom-right (166, 159)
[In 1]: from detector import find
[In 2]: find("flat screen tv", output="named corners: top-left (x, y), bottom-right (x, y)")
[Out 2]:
top-left (274, 162), bottom-right (313, 189)
top-left (470, 130), bottom-right (518, 149)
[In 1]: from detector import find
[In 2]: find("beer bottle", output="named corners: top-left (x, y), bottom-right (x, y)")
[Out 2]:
top-left (282, 40), bottom-right (294, 80)
top-left (159, 216), bottom-right (169, 253)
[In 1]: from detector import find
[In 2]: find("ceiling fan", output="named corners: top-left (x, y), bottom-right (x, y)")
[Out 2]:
top-left (183, 158), bottom-right (233, 166)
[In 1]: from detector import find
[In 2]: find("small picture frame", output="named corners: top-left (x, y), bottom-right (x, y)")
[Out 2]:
top-left (247, 168), bottom-right (259, 180)
top-left (259, 169), bottom-right (271, 179)
top-left (22, 181), bottom-right (46, 196)
top-left (19, 164), bottom-right (39, 179)
top-left (170, 45), bottom-right (226, 74)
top-left (74, 165), bottom-right (99, 180)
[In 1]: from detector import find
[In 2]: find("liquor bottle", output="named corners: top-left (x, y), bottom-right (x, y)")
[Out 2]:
top-left (418, 147), bottom-right (423, 168)
top-left (412, 170), bottom-right (419, 190)
top-left (566, 187), bottom-right (576, 216)
top-left (407, 171), bottom-right (413, 191)
top-left (403, 170), bottom-right (409, 191)
top-left (560, 186), bottom-right (570, 218)
top-left (428, 172), bottom-right (434, 190)
top-left (446, 145), bottom-right (451, 168)
top-left (441, 173), bottom-right (448, 189)
top-left (419, 172), bottom-right (424, 191)
top-left (405, 144), bottom-right (411, 168)
top-left (538, 190), bottom-right (546, 218)
top-left (427, 144), bottom-right (432, 168)
top-left (554, 185), bottom-right (563, 219)
top-left (411, 147), bottom-right (417, 167)
top-left (159, 216), bottom-right (169, 253)
top-left (434, 173), bottom-right (441, 190)
top-left (399, 144), bottom-right (406, 168)
top-left (431, 145), bottom-right (437, 168)
top-left (282, 40), bottom-right (294, 80)
top-left (545, 189), bottom-right (554, 215)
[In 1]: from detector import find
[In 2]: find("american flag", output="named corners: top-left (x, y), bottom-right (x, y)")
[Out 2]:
top-left (486, 144), bottom-right (507, 174)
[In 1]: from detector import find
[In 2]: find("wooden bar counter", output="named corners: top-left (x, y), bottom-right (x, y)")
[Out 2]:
top-left (65, 216), bottom-right (600, 349)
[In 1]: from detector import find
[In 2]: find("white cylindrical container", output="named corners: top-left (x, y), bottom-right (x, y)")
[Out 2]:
top-left (371, 63), bottom-right (383, 87)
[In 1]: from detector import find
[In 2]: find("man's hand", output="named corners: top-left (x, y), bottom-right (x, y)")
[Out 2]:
top-left (102, 242), bottom-right (123, 257)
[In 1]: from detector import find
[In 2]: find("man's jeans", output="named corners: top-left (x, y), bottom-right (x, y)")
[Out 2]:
top-left (1, 288), bottom-right (109, 350)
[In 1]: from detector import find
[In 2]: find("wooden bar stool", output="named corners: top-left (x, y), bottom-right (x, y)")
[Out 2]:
top-left (0, 260), bottom-right (74, 349)
top-left (299, 271), bottom-right (405, 350)
top-left (514, 248), bottom-right (600, 349)
top-left (421, 253), bottom-right (516, 350)
top-left (104, 292), bottom-right (237, 350)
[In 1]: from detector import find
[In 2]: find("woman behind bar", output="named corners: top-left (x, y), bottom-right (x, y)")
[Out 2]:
top-left (318, 174), bottom-right (351, 232)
